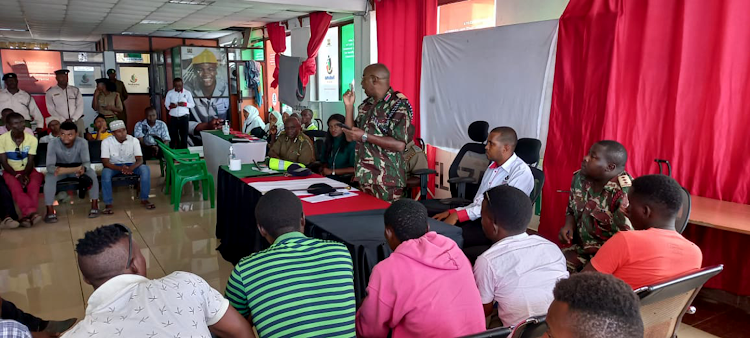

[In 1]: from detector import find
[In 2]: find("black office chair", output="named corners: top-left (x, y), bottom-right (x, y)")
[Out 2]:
top-left (304, 130), bottom-right (328, 162)
top-left (404, 137), bottom-right (437, 200)
top-left (654, 159), bottom-right (692, 234)
top-left (421, 121), bottom-right (490, 215)
top-left (515, 138), bottom-right (542, 168)
top-left (458, 315), bottom-right (547, 338)
top-left (314, 118), bottom-right (323, 130)
top-left (529, 167), bottom-right (545, 206)
top-left (676, 187), bottom-right (691, 234)
top-left (635, 264), bottom-right (723, 338)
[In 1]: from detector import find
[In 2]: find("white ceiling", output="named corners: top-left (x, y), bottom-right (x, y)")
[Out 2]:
top-left (0, 0), bottom-right (366, 42)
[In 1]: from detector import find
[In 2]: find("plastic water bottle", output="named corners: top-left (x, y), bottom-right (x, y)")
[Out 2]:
top-left (222, 120), bottom-right (230, 135)
top-left (229, 145), bottom-right (236, 161)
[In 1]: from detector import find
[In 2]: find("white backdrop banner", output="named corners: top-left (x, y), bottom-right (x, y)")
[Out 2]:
top-left (420, 20), bottom-right (558, 153)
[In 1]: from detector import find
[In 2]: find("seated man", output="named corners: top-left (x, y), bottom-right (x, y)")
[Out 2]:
top-left (225, 189), bottom-right (356, 338)
top-left (84, 115), bottom-right (112, 141)
top-left (433, 127), bottom-right (534, 250)
top-left (39, 117), bottom-right (63, 143)
top-left (267, 115), bottom-right (315, 165)
top-left (356, 199), bottom-right (485, 337)
top-left (584, 175), bottom-right (702, 289)
top-left (0, 108), bottom-right (33, 135)
top-left (546, 272), bottom-right (644, 338)
top-left (300, 108), bottom-right (317, 130)
top-left (100, 120), bottom-right (155, 214)
top-left (43, 121), bottom-right (100, 223)
top-left (133, 106), bottom-right (170, 159)
top-left (1, 296), bottom-right (76, 336)
top-left (0, 112), bottom-right (43, 226)
top-left (474, 185), bottom-right (569, 327)
top-left (63, 224), bottom-right (253, 338)
top-left (559, 140), bottom-right (633, 272)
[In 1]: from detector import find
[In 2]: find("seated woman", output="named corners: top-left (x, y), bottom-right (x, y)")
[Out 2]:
top-left (264, 110), bottom-right (283, 144)
top-left (92, 78), bottom-right (124, 126)
top-left (85, 115), bottom-right (113, 141)
top-left (318, 114), bottom-right (355, 184)
top-left (242, 105), bottom-right (265, 138)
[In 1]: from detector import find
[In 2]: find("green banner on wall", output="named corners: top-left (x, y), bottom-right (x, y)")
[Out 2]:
top-left (340, 24), bottom-right (355, 98)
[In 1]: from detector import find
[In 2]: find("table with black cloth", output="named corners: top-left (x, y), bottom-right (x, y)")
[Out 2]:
top-left (215, 165), bottom-right (464, 303)
top-left (306, 209), bottom-right (463, 304)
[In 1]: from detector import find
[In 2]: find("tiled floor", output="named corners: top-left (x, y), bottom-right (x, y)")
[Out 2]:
top-left (0, 163), bottom-right (727, 337)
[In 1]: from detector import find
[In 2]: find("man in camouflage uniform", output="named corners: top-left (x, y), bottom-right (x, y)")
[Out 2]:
top-left (342, 64), bottom-right (412, 202)
top-left (559, 140), bottom-right (633, 273)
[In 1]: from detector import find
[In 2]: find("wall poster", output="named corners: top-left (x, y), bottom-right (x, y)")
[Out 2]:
top-left (316, 27), bottom-right (340, 102)
top-left (1, 50), bottom-right (62, 94)
top-left (119, 66), bottom-right (150, 94)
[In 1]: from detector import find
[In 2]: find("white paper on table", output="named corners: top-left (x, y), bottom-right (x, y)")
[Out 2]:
top-left (301, 191), bottom-right (358, 203)
top-left (248, 177), bottom-right (351, 194)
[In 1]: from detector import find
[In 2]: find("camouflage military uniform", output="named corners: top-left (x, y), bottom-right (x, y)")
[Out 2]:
top-left (563, 170), bottom-right (633, 272)
top-left (355, 88), bottom-right (413, 202)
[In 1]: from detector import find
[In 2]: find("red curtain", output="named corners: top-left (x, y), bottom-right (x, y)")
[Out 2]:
top-left (540, 0), bottom-right (750, 294)
top-left (267, 22), bottom-right (286, 89)
top-left (298, 12), bottom-right (333, 87)
top-left (375, 0), bottom-right (437, 141)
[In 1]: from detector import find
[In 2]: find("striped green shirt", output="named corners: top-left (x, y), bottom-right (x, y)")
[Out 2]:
top-left (225, 231), bottom-right (356, 338)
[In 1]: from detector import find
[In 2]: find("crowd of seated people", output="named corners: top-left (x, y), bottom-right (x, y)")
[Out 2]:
top-left (0, 108), bottom-right (157, 229)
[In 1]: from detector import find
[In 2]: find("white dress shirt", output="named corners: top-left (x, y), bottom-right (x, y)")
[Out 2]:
top-left (473, 233), bottom-right (569, 326)
top-left (164, 89), bottom-right (196, 117)
top-left (454, 153), bottom-right (534, 222)
top-left (62, 272), bottom-right (229, 338)
top-left (101, 135), bottom-right (142, 164)
top-left (0, 89), bottom-right (43, 124)
top-left (45, 85), bottom-right (84, 122)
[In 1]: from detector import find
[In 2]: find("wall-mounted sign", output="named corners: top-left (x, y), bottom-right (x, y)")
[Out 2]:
top-left (340, 24), bottom-right (355, 99)
top-left (0, 50), bottom-right (62, 94)
top-left (71, 66), bottom-right (96, 94)
top-left (316, 27), bottom-right (340, 102)
top-left (119, 67), bottom-right (150, 94)
top-left (116, 53), bottom-right (150, 64)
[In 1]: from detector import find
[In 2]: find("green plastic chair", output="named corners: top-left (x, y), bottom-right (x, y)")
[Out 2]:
top-left (159, 142), bottom-right (215, 211)
top-left (156, 140), bottom-right (198, 195)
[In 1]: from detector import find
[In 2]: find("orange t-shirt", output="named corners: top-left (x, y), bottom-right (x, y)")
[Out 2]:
top-left (590, 227), bottom-right (702, 289)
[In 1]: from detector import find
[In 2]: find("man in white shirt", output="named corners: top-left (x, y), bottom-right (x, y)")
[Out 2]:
top-left (45, 69), bottom-right (85, 137)
top-left (473, 185), bottom-right (568, 326)
top-left (100, 120), bottom-right (154, 214)
top-left (63, 224), bottom-right (253, 338)
top-left (164, 78), bottom-right (195, 149)
top-left (433, 126), bottom-right (534, 249)
top-left (0, 73), bottom-right (43, 131)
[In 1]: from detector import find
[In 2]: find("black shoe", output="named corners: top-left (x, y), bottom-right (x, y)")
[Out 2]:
top-left (43, 318), bottom-right (77, 334)
top-left (78, 188), bottom-right (86, 199)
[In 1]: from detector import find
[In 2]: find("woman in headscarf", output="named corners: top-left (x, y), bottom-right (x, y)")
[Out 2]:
top-left (318, 114), bottom-right (355, 184)
top-left (92, 78), bottom-right (124, 127)
top-left (242, 105), bottom-right (265, 137)
top-left (264, 110), bottom-right (284, 144)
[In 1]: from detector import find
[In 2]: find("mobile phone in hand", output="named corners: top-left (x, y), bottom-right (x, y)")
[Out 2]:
top-left (337, 122), bottom-right (352, 130)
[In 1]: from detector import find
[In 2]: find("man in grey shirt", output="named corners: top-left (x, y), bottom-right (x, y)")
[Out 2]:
top-left (44, 121), bottom-right (99, 222)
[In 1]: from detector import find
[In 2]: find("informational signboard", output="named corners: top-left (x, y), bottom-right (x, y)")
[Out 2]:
top-left (340, 24), bottom-right (355, 98)
top-left (116, 53), bottom-right (150, 64)
top-left (119, 66), bottom-right (150, 94)
top-left (70, 66), bottom-right (96, 94)
top-left (316, 27), bottom-right (340, 102)
top-left (0, 50), bottom-right (62, 94)
top-left (438, 0), bottom-right (496, 34)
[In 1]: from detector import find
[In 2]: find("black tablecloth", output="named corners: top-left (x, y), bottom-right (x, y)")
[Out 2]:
top-left (306, 209), bottom-right (464, 305)
top-left (216, 167), bottom-right (270, 265)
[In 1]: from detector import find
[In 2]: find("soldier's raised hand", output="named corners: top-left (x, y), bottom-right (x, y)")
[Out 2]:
top-left (343, 90), bottom-right (355, 107)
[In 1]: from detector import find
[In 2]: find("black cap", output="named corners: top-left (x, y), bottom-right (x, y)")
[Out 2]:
top-left (54, 69), bottom-right (70, 75)
top-left (2, 73), bottom-right (17, 81)
top-left (107, 69), bottom-right (116, 75)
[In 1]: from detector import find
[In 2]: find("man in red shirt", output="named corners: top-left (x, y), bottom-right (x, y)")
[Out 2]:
top-left (583, 174), bottom-right (702, 289)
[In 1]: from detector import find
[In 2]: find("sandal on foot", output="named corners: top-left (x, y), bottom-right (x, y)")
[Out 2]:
top-left (30, 213), bottom-right (43, 225)
top-left (141, 201), bottom-right (156, 210)
top-left (19, 217), bottom-right (32, 228)
top-left (44, 214), bottom-right (58, 224)
top-left (88, 209), bottom-right (100, 218)
top-left (102, 208), bottom-right (114, 215)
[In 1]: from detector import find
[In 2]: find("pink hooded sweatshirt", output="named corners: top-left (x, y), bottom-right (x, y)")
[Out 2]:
top-left (356, 231), bottom-right (486, 337)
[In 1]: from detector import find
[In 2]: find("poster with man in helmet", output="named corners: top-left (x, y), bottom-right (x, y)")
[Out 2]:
top-left (180, 47), bottom-right (230, 146)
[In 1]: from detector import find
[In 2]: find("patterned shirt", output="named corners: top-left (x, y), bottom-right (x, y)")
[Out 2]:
top-left (0, 320), bottom-right (31, 338)
top-left (62, 272), bottom-right (229, 338)
top-left (354, 88), bottom-right (412, 189)
top-left (134, 119), bottom-right (171, 146)
top-left (225, 232), bottom-right (356, 338)
top-left (566, 170), bottom-right (633, 254)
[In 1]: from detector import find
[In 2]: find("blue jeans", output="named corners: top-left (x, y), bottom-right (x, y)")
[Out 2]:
top-left (101, 163), bottom-right (150, 205)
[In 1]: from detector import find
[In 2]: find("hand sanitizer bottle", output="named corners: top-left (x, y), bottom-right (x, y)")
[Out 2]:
top-left (222, 120), bottom-right (230, 135)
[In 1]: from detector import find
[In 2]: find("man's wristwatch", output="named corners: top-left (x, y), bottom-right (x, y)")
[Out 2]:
top-left (361, 133), bottom-right (368, 143)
